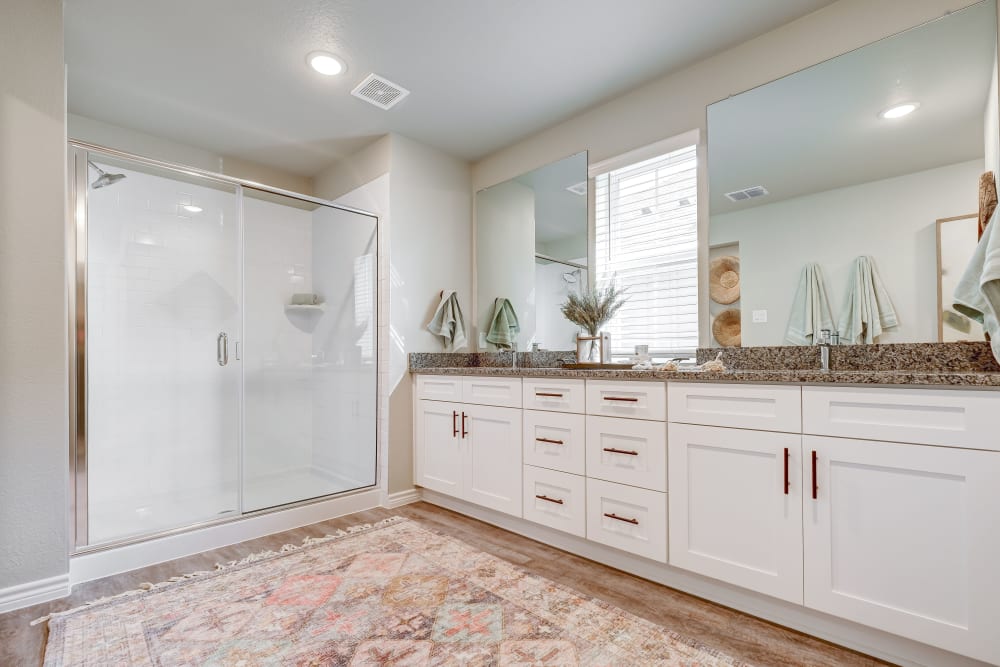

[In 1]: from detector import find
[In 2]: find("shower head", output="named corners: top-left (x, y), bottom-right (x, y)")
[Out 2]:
top-left (562, 269), bottom-right (580, 284)
top-left (88, 161), bottom-right (126, 189)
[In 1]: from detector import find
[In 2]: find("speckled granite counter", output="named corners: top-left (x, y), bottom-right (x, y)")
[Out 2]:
top-left (409, 365), bottom-right (1000, 387)
top-left (410, 343), bottom-right (1000, 388)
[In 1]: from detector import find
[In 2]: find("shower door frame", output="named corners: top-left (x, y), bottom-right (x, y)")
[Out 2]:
top-left (68, 140), bottom-right (381, 555)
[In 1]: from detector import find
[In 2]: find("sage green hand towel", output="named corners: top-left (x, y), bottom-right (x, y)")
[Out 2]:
top-left (426, 290), bottom-right (467, 352)
top-left (785, 263), bottom-right (834, 345)
top-left (485, 298), bottom-right (520, 350)
top-left (839, 255), bottom-right (898, 344)
top-left (954, 209), bottom-right (1000, 362)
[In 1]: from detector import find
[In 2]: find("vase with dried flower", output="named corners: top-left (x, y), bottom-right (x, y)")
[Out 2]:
top-left (559, 281), bottom-right (627, 364)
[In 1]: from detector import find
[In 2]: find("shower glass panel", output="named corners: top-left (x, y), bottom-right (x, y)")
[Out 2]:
top-left (242, 188), bottom-right (377, 511)
top-left (84, 155), bottom-right (241, 544)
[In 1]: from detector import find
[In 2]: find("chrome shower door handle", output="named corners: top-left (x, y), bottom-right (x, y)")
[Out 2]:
top-left (217, 332), bottom-right (229, 366)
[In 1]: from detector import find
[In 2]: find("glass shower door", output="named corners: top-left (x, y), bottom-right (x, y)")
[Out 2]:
top-left (242, 189), bottom-right (377, 511)
top-left (82, 151), bottom-right (242, 544)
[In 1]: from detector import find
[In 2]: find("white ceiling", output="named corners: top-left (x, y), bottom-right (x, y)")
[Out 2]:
top-left (65, 0), bottom-right (835, 176)
top-left (708, 0), bottom-right (997, 216)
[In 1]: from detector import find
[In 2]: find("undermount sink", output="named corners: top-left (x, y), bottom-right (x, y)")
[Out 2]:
top-left (561, 363), bottom-right (637, 369)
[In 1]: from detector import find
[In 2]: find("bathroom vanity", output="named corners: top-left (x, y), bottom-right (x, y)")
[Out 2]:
top-left (411, 356), bottom-right (1000, 667)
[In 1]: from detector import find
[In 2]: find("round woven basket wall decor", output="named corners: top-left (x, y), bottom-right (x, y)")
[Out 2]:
top-left (712, 308), bottom-right (742, 347)
top-left (709, 255), bottom-right (740, 305)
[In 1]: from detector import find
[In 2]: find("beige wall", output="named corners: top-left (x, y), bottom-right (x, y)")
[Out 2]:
top-left (316, 134), bottom-right (473, 495)
top-left (69, 113), bottom-right (314, 195)
top-left (0, 0), bottom-right (69, 590)
top-left (472, 0), bottom-right (984, 346)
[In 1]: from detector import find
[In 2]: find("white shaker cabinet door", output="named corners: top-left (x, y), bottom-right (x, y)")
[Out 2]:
top-left (802, 435), bottom-right (1000, 665)
top-left (414, 400), bottom-right (463, 498)
top-left (668, 424), bottom-right (803, 604)
top-left (464, 404), bottom-right (523, 517)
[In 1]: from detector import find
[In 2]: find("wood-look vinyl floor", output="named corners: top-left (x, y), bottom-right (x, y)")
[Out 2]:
top-left (0, 502), bottom-right (891, 666)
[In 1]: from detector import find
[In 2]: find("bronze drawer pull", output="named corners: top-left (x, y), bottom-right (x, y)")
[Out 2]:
top-left (535, 494), bottom-right (564, 505)
top-left (536, 437), bottom-right (564, 445)
top-left (811, 450), bottom-right (818, 500)
top-left (603, 447), bottom-right (639, 456)
top-left (535, 392), bottom-right (564, 398)
top-left (604, 512), bottom-right (638, 525)
top-left (783, 447), bottom-right (790, 495)
top-left (603, 396), bottom-right (638, 402)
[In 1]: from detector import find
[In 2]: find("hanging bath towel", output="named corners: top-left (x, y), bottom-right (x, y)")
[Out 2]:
top-left (838, 255), bottom-right (899, 344)
top-left (426, 290), bottom-right (467, 352)
top-left (784, 263), bottom-right (835, 345)
top-left (485, 298), bottom-right (520, 350)
top-left (954, 208), bottom-right (1000, 362)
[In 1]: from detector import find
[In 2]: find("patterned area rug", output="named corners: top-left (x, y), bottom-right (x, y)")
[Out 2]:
top-left (41, 517), bottom-right (749, 665)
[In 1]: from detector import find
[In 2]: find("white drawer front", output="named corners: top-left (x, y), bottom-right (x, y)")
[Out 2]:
top-left (462, 377), bottom-right (523, 408)
top-left (668, 382), bottom-right (801, 433)
top-left (586, 478), bottom-right (667, 562)
top-left (586, 416), bottom-right (666, 491)
top-left (523, 378), bottom-right (586, 413)
top-left (523, 410), bottom-right (586, 475)
top-left (802, 387), bottom-right (999, 450)
top-left (523, 466), bottom-right (586, 537)
top-left (415, 375), bottom-right (463, 402)
top-left (586, 380), bottom-right (666, 421)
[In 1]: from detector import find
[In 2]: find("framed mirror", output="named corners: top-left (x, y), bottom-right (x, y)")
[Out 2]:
top-left (707, 0), bottom-right (997, 347)
top-left (475, 152), bottom-right (588, 351)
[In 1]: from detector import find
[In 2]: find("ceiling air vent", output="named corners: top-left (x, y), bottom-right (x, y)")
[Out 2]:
top-left (351, 73), bottom-right (410, 110)
top-left (724, 185), bottom-right (769, 202)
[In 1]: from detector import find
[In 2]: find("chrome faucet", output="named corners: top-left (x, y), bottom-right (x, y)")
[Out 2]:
top-left (509, 344), bottom-right (518, 369)
top-left (818, 329), bottom-right (832, 372)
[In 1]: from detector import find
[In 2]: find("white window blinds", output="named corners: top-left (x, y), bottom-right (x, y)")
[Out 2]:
top-left (595, 143), bottom-right (698, 357)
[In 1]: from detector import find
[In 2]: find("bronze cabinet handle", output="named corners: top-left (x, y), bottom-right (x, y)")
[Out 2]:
top-left (535, 392), bottom-right (564, 398)
top-left (462, 412), bottom-right (468, 439)
top-left (604, 512), bottom-right (638, 525)
top-left (603, 396), bottom-right (639, 402)
top-left (535, 494), bottom-right (564, 505)
top-left (452, 411), bottom-right (458, 438)
top-left (783, 447), bottom-right (790, 495)
top-left (811, 450), bottom-right (818, 500)
top-left (535, 437), bottom-right (564, 445)
top-left (602, 447), bottom-right (639, 456)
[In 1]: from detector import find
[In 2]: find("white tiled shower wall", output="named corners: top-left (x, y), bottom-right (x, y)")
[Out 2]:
top-left (86, 163), bottom-right (378, 542)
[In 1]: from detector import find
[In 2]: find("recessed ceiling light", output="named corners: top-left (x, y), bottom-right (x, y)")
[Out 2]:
top-left (308, 51), bottom-right (345, 76)
top-left (879, 103), bottom-right (919, 120)
top-left (181, 204), bottom-right (203, 213)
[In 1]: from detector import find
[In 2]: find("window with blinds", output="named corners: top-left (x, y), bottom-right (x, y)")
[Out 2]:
top-left (594, 143), bottom-right (698, 357)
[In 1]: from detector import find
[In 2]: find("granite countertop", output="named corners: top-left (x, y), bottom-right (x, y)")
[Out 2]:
top-left (409, 365), bottom-right (1000, 388)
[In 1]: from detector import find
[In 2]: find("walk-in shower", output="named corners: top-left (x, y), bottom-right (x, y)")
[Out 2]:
top-left (68, 143), bottom-right (378, 550)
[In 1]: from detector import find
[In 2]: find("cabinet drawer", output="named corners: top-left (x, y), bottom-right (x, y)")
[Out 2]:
top-left (415, 375), bottom-right (463, 402)
top-left (523, 410), bottom-right (586, 475)
top-left (667, 382), bottom-right (801, 433)
top-left (523, 466), bottom-right (586, 537)
top-left (802, 387), bottom-right (999, 450)
top-left (523, 378), bottom-right (585, 413)
top-left (462, 377), bottom-right (522, 408)
top-left (586, 416), bottom-right (666, 491)
top-left (586, 478), bottom-right (667, 562)
top-left (586, 380), bottom-right (666, 421)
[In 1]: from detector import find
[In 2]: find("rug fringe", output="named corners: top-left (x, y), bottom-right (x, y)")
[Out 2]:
top-left (31, 515), bottom-right (407, 626)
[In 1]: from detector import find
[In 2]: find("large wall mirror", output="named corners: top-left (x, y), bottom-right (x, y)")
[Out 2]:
top-left (475, 152), bottom-right (588, 351)
top-left (707, 0), bottom-right (998, 347)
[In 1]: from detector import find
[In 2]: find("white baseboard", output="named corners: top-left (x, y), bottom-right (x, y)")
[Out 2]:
top-left (421, 490), bottom-right (989, 667)
top-left (383, 488), bottom-right (422, 508)
top-left (70, 488), bottom-right (381, 586)
top-left (0, 574), bottom-right (71, 614)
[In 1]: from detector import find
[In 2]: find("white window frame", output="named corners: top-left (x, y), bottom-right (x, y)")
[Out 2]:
top-left (591, 130), bottom-right (701, 359)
